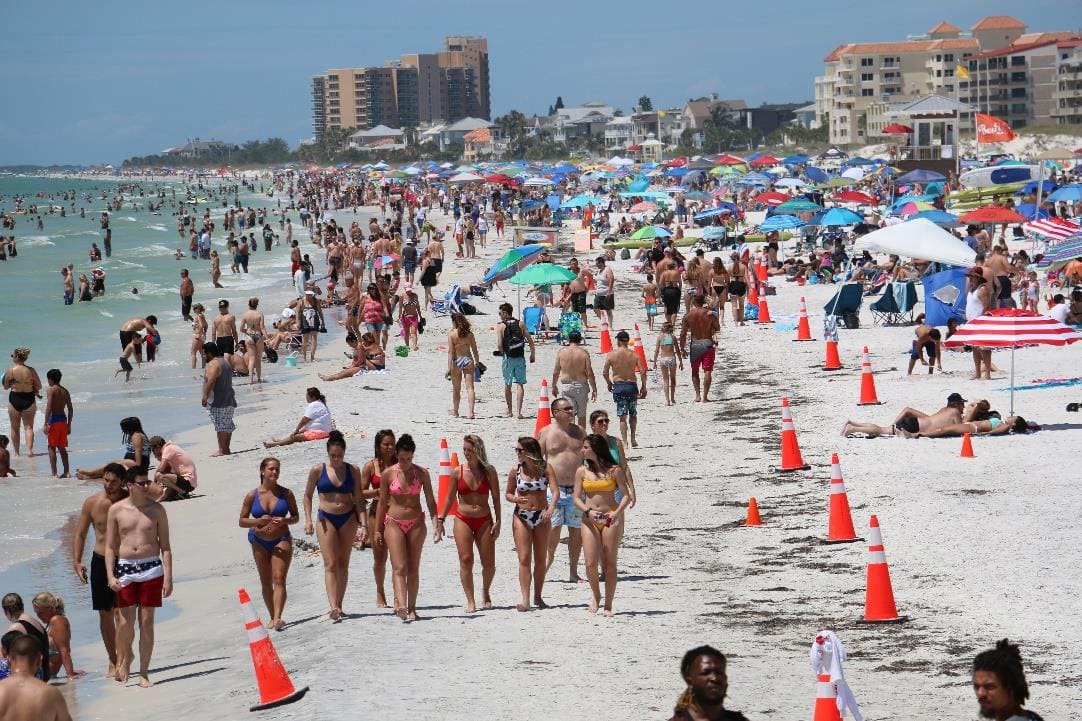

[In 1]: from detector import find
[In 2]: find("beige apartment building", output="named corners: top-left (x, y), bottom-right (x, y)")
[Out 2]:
top-left (1051, 44), bottom-right (1082, 125)
top-left (815, 17), bottom-right (1081, 147)
top-left (313, 36), bottom-right (490, 137)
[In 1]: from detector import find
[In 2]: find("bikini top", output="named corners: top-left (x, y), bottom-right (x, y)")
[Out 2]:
top-left (252, 488), bottom-right (289, 518)
top-left (317, 463), bottom-right (355, 495)
top-left (457, 467), bottom-right (490, 496)
top-left (369, 463), bottom-right (383, 489)
top-left (515, 464), bottom-right (548, 493)
top-left (390, 466), bottom-right (422, 496)
top-left (581, 468), bottom-right (618, 494)
top-left (660, 334), bottom-right (675, 347)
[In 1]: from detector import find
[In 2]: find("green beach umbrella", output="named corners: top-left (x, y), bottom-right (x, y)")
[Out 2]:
top-left (628, 225), bottom-right (673, 241)
top-left (508, 264), bottom-right (577, 286)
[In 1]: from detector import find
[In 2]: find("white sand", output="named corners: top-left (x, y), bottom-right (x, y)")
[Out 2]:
top-left (67, 209), bottom-right (1082, 720)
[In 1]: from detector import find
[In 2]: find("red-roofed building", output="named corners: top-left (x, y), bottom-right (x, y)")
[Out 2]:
top-left (815, 16), bottom-right (1082, 145)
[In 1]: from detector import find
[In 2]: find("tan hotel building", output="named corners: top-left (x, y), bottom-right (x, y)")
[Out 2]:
top-left (312, 36), bottom-right (490, 138)
top-left (814, 17), bottom-right (1081, 147)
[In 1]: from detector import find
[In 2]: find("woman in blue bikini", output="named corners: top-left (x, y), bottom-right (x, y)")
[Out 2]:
top-left (303, 430), bottom-right (366, 621)
top-left (240, 457), bottom-right (299, 631)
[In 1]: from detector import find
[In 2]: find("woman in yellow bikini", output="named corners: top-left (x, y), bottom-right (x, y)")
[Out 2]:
top-left (573, 433), bottom-right (631, 617)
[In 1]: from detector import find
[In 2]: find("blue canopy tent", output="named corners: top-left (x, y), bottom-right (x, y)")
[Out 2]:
top-left (1016, 180), bottom-right (1056, 195)
top-left (922, 268), bottom-right (968, 326)
top-left (895, 168), bottom-right (947, 184)
top-left (783, 154), bottom-right (810, 165)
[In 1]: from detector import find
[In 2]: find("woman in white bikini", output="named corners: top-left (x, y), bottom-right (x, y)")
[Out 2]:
top-left (504, 436), bottom-right (559, 612)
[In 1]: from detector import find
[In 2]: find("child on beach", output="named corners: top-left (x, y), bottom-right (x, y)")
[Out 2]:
top-left (642, 273), bottom-right (659, 331)
top-left (1021, 270), bottom-right (1039, 313)
top-left (652, 322), bottom-right (684, 405)
top-left (907, 325), bottom-right (942, 375)
top-left (43, 369), bottom-right (73, 478)
top-left (0, 435), bottom-right (14, 476)
top-left (116, 334), bottom-right (143, 382)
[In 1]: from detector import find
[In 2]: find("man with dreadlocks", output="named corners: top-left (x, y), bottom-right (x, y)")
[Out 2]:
top-left (669, 645), bottom-right (750, 721)
top-left (972, 639), bottom-right (1043, 721)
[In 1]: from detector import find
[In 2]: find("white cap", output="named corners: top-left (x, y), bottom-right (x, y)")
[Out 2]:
top-left (281, 308), bottom-right (295, 319)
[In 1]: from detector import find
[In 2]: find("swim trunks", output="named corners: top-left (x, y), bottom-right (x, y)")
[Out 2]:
top-left (549, 485), bottom-right (583, 528)
top-left (46, 414), bottom-right (68, 448)
top-left (502, 355), bottom-right (527, 385)
top-left (571, 291), bottom-right (588, 313)
top-left (114, 556), bottom-right (164, 608)
top-left (612, 380), bottom-right (639, 417)
top-left (208, 405), bottom-right (236, 433)
top-left (119, 330), bottom-right (135, 350)
top-left (216, 336), bottom-right (236, 356)
top-left (690, 340), bottom-right (716, 372)
top-left (90, 552), bottom-right (116, 611)
top-left (661, 286), bottom-right (681, 315)
top-left (560, 380), bottom-right (590, 417)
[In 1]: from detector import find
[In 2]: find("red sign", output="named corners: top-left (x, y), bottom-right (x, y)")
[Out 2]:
top-left (975, 113), bottom-right (1017, 144)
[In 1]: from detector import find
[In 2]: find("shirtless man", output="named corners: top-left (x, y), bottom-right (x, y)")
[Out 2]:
top-left (551, 330), bottom-right (597, 428)
top-left (210, 300), bottom-right (238, 357)
top-left (680, 294), bottom-right (721, 403)
top-left (658, 252), bottom-right (683, 327)
top-left (602, 331), bottom-right (647, 448)
top-left (563, 258), bottom-right (591, 329)
top-left (239, 298), bottom-right (267, 384)
top-left (72, 463), bottom-right (127, 677)
top-left (983, 245), bottom-right (1016, 310)
top-left (539, 398), bottom-right (587, 582)
top-left (119, 316), bottom-right (157, 354)
top-left (105, 466), bottom-right (172, 688)
top-left (43, 369), bottom-right (73, 478)
top-left (61, 267), bottom-right (75, 306)
top-left (0, 636), bottom-right (73, 721)
top-left (178, 269), bottom-right (194, 322)
top-left (427, 233), bottom-right (445, 285)
top-left (841, 392), bottom-right (969, 437)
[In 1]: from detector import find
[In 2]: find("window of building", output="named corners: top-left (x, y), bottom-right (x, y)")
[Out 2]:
top-left (1011, 71), bottom-right (1026, 83)
top-left (1011, 87), bottom-right (1026, 98)
top-left (1011, 55), bottom-right (1026, 67)
top-left (861, 73), bottom-right (874, 81)
top-left (936, 70), bottom-right (942, 77)
top-left (861, 88), bottom-right (874, 96)
top-left (945, 69), bottom-right (954, 77)
top-left (1011, 103), bottom-right (1027, 114)
top-left (945, 84), bottom-right (954, 92)
top-left (860, 58), bottom-right (873, 67)
top-left (945, 54), bottom-right (954, 62)
top-left (883, 87), bottom-right (898, 95)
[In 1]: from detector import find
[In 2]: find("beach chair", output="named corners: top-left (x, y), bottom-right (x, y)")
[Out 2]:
top-left (823, 282), bottom-right (864, 329)
top-left (523, 306), bottom-right (557, 342)
top-left (431, 284), bottom-right (463, 317)
top-left (870, 281), bottom-right (918, 326)
top-left (863, 270), bottom-right (890, 296)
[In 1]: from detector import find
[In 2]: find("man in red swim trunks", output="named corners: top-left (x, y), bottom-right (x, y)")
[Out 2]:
top-left (105, 466), bottom-right (172, 688)
top-left (680, 294), bottom-right (720, 403)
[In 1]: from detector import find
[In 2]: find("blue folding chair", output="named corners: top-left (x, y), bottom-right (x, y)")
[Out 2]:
top-left (823, 283), bottom-right (864, 329)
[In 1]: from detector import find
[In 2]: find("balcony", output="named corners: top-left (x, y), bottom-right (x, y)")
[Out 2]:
top-left (897, 145), bottom-right (955, 162)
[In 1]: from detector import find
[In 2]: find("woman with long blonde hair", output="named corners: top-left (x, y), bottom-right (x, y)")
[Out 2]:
top-left (440, 434), bottom-right (501, 613)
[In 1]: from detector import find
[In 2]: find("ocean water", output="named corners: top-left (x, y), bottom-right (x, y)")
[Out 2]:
top-left (0, 174), bottom-right (310, 572)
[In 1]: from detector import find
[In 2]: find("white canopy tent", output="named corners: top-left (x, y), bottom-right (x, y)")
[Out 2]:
top-left (854, 218), bottom-right (976, 267)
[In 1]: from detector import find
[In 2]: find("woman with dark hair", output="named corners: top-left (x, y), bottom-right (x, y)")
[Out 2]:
top-left (374, 433), bottom-right (441, 622)
top-left (670, 645), bottom-right (748, 721)
top-left (75, 417), bottom-right (148, 479)
top-left (239, 457), bottom-right (298, 630)
top-left (447, 313), bottom-right (480, 419)
top-left (917, 414), bottom-right (1028, 438)
top-left (573, 433), bottom-right (631, 616)
top-left (303, 430), bottom-right (365, 621)
top-left (360, 429), bottom-right (395, 608)
top-left (439, 434), bottom-right (501, 613)
top-left (504, 436), bottom-right (558, 611)
top-left (263, 387), bottom-right (333, 447)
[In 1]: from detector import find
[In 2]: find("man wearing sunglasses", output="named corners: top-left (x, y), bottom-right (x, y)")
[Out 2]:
top-left (104, 466), bottom-right (172, 688)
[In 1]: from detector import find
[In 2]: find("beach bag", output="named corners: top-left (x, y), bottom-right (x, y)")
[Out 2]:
top-left (745, 303), bottom-right (759, 321)
top-left (264, 347), bottom-right (279, 363)
top-left (395, 345), bottom-right (410, 358)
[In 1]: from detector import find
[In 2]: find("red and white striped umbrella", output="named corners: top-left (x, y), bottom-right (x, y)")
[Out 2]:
top-left (1024, 217), bottom-right (1080, 241)
top-left (943, 308), bottom-right (1081, 413)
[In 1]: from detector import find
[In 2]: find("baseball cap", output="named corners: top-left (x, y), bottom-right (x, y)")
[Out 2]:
top-left (281, 308), bottom-right (296, 319)
top-left (947, 392), bottom-right (965, 405)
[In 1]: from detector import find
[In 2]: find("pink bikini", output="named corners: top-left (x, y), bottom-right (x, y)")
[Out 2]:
top-left (385, 465), bottom-right (423, 534)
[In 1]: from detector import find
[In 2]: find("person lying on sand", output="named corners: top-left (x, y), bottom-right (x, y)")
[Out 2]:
top-left (841, 392), bottom-right (969, 437)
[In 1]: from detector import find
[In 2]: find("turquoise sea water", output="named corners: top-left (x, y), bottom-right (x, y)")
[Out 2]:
top-left (0, 174), bottom-right (311, 569)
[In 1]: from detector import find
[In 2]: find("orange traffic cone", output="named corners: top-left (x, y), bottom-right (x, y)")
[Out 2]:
top-left (857, 346), bottom-right (881, 405)
top-left (825, 453), bottom-right (858, 543)
top-left (794, 296), bottom-right (814, 341)
top-left (747, 281), bottom-right (759, 307)
top-left (238, 588), bottom-right (308, 711)
top-left (823, 340), bottom-right (842, 371)
top-left (812, 673), bottom-right (843, 721)
top-left (959, 432), bottom-right (975, 458)
top-left (756, 256), bottom-right (768, 282)
top-left (744, 497), bottom-right (763, 526)
top-left (632, 324), bottom-right (650, 370)
top-left (776, 397), bottom-right (811, 472)
top-left (863, 515), bottom-right (906, 623)
top-left (534, 379), bottom-right (552, 437)
top-left (757, 298), bottom-right (773, 324)
top-left (436, 439), bottom-right (457, 518)
top-left (599, 322), bottom-right (613, 354)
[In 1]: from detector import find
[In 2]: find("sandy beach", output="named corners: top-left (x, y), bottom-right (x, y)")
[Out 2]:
top-left (30, 201), bottom-right (1075, 721)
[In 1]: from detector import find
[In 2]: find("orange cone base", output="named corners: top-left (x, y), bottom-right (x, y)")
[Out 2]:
top-left (823, 537), bottom-right (862, 544)
top-left (773, 463), bottom-right (811, 473)
top-left (857, 401), bottom-right (884, 406)
top-left (793, 338), bottom-right (816, 342)
top-left (858, 615), bottom-right (909, 625)
top-left (251, 686), bottom-right (309, 712)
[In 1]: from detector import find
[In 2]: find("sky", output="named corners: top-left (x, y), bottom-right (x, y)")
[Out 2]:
top-left (2, 0), bottom-right (1072, 165)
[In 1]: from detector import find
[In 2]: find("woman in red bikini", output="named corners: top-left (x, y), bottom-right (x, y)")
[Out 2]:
top-left (374, 434), bottom-right (441, 622)
top-left (439, 434), bottom-right (501, 613)
top-left (573, 433), bottom-right (631, 617)
top-left (302, 430), bottom-right (366, 621)
top-left (504, 436), bottom-right (559, 612)
top-left (359, 429), bottom-right (395, 609)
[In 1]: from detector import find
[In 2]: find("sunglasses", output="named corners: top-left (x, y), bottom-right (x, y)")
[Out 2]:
top-left (128, 479), bottom-right (152, 487)
top-left (595, 418), bottom-right (610, 424)
top-left (514, 446), bottom-right (525, 452)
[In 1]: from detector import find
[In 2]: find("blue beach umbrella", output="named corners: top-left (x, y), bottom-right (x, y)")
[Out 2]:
top-left (818, 207), bottom-right (864, 226)
top-left (895, 168), bottom-right (947, 184)
top-left (759, 214), bottom-right (806, 231)
top-left (1013, 203), bottom-right (1049, 220)
top-left (804, 166), bottom-right (829, 183)
top-left (1047, 184), bottom-right (1082, 203)
top-left (481, 244), bottom-right (547, 284)
top-left (907, 210), bottom-right (960, 227)
top-left (783, 154), bottom-right (810, 165)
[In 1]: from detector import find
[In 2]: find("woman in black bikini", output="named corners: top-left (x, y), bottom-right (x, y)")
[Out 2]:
top-left (302, 431), bottom-right (365, 621)
top-left (727, 253), bottom-right (748, 325)
top-left (504, 436), bottom-right (558, 612)
top-left (4, 348), bottom-right (41, 457)
top-left (360, 429), bottom-right (395, 608)
top-left (239, 457), bottom-right (299, 631)
top-left (374, 434), bottom-right (441, 622)
top-left (440, 434), bottom-right (501, 614)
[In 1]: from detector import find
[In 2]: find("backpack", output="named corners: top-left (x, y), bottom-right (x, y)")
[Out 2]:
top-left (503, 319), bottom-right (525, 358)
